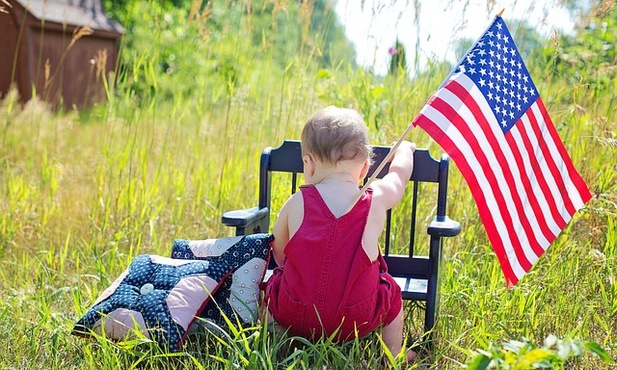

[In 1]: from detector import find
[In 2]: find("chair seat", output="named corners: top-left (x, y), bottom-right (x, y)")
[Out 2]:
top-left (393, 276), bottom-right (428, 301)
top-left (262, 270), bottom-right (428, 301)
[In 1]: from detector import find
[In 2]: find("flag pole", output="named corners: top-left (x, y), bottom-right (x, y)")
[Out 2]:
top-left (345, 122), bottom-right (415, 214)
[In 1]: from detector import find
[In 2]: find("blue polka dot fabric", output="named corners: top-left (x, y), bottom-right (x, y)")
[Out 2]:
top-left (73, 233), bottom-right (273, 352)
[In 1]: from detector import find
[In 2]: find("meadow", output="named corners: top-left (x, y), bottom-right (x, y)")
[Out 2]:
top-left (0, 0), bottom-right (615, 368)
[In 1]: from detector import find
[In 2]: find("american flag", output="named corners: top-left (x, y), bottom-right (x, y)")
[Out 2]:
top-left (412, 16), bottom-right (592, 286)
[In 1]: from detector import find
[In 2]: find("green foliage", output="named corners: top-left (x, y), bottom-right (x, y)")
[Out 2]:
top-left (106, 0), bottom-right (355, 112)
top-left (309, 0), bottom-right (357, 68)
top-left (540, 3), bottom-right (617, 98)
top-left (103, 0), bottom-right (191, 27)
top-left (466, 335), bottom-right (612, 369)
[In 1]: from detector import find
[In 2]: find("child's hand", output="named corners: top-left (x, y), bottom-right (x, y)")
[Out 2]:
top-left (391, 140), bottom-right (414, 176)
top-left (396, 141), bottom-right (416, 154)
top-left (374, 140), bottom-right (415, 210)
top-left (391, 141), bottom-right (415, 160)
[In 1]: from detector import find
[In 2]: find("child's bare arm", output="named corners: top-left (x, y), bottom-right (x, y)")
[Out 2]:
top-left (271, 206), bottom-right (289, 266)
top-left (271, 192), bottom-right (302, 266)
top-left (372, 141), bottom-right (415, 209)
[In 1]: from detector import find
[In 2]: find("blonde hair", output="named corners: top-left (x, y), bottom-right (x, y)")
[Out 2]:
top-left (301, 106), bottom-right (373, 165)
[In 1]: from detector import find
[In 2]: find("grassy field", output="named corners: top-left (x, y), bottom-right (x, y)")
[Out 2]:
top-left (1, 0), bottom-right (616, 369)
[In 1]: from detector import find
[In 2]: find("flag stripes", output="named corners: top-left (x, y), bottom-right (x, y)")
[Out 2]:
top-left (415, 72), bottom-right (591, 286)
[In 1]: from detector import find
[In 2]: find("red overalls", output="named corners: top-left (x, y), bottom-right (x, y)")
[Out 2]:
top-left (264, 185), bottom-right (402, 341)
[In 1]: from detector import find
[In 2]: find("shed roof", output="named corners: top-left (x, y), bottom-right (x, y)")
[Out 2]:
top-left (16, 0), bottom-right (123, 34)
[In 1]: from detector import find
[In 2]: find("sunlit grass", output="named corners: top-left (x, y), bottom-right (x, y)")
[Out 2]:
top-left (0, 0), bottom-right (616, 369)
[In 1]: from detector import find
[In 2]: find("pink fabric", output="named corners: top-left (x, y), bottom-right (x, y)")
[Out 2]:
top-left (94, 308), bottom-right (149, 339)
top-left (265, 185), bottom-right (402, 342)
top-left (167, 275), bottom-right (220, 331)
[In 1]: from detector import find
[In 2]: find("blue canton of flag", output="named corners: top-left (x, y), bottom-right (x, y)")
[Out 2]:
top-left (454, 17), bottom-right (538, 133)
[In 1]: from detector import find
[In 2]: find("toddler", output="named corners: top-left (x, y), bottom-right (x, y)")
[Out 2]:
top-left (263, 106), bottom-right (416, 362)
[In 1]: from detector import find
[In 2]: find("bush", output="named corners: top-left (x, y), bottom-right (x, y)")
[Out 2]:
top-left (466, 335), bottom-right (613, 369)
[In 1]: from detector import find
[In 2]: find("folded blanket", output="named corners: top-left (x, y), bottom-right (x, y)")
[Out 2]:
top-left (73, 233), bottom-right (273, 351)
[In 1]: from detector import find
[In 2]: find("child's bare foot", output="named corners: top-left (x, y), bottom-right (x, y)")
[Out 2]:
top-left (405, 348), bottom-right (417, 362)
top-left (383, 348), bottom-right (417, 367)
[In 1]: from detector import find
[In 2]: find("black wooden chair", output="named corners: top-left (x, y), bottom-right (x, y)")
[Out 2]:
top-left (222, 140), bottom-right (460, 342)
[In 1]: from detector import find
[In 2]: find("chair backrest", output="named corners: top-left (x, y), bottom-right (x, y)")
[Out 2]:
top-left (259, 140), bottom-right (451, 279)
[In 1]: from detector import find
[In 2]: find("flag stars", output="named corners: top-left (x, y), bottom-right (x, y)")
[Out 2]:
top-left (458, 18), bottom-right (536, 131)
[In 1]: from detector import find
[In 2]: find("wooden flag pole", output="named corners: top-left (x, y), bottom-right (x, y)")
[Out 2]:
top-left (344, 122), bottom-right (415, 214)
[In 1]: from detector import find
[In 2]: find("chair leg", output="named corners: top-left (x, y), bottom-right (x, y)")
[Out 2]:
top-left (402, 301), bottom-right (435, 351)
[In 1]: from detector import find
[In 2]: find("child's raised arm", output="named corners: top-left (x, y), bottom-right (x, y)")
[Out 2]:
top-left (371, 141), bottom-right (415, 210)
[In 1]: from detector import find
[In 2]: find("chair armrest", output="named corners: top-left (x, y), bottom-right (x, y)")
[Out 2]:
top-left (427, 216), bottom-right (461, 237)
top-left (222, 207), bottom-right (269, 228)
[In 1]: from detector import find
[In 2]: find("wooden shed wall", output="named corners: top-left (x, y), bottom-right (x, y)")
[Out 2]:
top-left (0, 0), bottom-right (122, 109)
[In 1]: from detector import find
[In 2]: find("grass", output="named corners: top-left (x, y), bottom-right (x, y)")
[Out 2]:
top-left (1, 0), bottom-right (616, 368)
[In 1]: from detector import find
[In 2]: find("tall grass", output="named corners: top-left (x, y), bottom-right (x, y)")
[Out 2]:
top-left (0, 0), bottom-right (615, 368)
